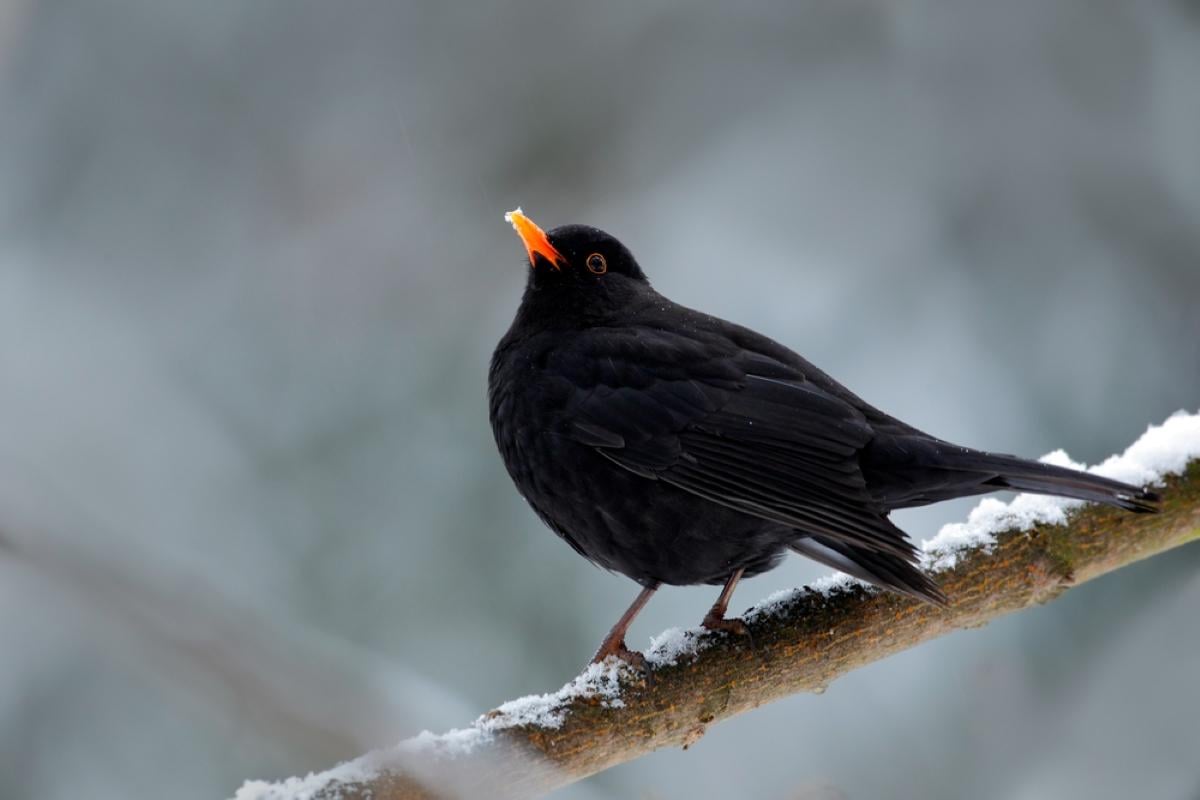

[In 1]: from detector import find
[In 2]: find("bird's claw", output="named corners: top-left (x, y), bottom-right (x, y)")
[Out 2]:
top-left (702, 612), bottom-right (757, 652)
top-left (702, 614), bottom-right (750, 637)
top-left (591, 638), bottom-right (648, 673)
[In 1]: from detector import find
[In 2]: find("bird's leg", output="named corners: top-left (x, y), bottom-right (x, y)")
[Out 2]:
top-left (591, 582), bottom-right (659, 668)
top-left (702, 568), bottom-right (751, 638)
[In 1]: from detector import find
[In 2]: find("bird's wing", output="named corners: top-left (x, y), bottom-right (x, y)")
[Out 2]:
top-left (552, 327), bottom-right (917, 560)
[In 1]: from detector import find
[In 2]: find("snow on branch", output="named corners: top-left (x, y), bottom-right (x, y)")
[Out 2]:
top-left (235, 411), bottom-right (1200, 800)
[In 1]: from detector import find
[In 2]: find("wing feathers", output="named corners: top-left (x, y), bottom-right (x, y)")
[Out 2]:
top-left (560, 328), bottom-right (920, 563)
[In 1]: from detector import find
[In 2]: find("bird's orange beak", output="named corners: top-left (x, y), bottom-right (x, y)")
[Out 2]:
top-left (505, 208), bottom-right (566, 270)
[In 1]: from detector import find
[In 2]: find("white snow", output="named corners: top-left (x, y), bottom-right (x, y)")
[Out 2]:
top-left (918, 493), bottom-right (1072, 572)
top-left (395, 657), bottom-right (632, 762)
top-left (919, 410), bottom-right (1200, 572)
top-left (645, 626), bottom-right (708, 666)
top-left (234, 411), bottom-right (1200, 798)
top-left (235, 754), bottom-right (381, 800)
top-left (487, 658), bottom-right (630, 726)
top-left (745, 573), bottom-right (866, 623)
top-left (1092, 410), bottom-right (1200, 485)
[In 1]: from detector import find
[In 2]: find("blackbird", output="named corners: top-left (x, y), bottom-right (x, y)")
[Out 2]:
top-left (489, 208), bottom-right (1158, 665)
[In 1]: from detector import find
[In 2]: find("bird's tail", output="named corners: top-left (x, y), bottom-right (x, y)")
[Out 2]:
top-left (967, 451), bottom-right (1158, 512)
top-left (862, 435), bottom-right (1160, 513)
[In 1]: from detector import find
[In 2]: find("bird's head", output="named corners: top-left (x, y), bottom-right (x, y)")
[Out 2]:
top-left (504, 209), bottom-right (648, 300)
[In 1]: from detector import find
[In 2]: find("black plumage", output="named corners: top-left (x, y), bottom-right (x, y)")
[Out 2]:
top-left (488, 210), bottom-right (1158, 664)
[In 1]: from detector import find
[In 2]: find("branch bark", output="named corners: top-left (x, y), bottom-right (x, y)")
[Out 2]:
top-left (241, 459), bottom-right (1200, 800)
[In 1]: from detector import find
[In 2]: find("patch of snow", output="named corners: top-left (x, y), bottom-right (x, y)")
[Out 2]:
top-left (398, 659), bottom-right (630, 758)
top-left (645, 626), bottom-right (708, 667)
top-left (808, 572), bottom-right (863, 595)
top-left (743, 587), bottom-right (803, 621)
top-left (744, 572), bottom-right (869, 622)
top-left (387, 664), bottom-right (634, 795)
top-left (234, 752), bottom-right (382, 800)
top-left (1092, 410), bottom-right (1200, 487)
top-left (1039, 448), bottom-right (1087, 471)
top-left (753, 585), bottom-right (803, 611)
top-left (482, 658), bottom-right (630, 730)
top-left (919, 493), bottom-right (1074, 571)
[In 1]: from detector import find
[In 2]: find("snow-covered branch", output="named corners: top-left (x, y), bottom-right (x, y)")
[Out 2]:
top-left (235, 412), bottom-right (1200, 800)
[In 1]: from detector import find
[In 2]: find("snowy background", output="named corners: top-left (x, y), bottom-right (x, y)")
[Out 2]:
top-left (1, 2), bottom-right (1199, 799)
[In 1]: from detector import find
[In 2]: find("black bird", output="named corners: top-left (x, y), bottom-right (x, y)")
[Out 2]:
top-left (488, 208), bottom-right (1158, 665)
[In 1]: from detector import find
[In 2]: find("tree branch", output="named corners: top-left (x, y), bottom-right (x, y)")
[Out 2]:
top-left (236, 415), bottom-right (1200, 800)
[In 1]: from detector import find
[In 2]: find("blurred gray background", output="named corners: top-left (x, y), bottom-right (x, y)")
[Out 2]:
top-left (2, 2), bottom-right (1199, 799)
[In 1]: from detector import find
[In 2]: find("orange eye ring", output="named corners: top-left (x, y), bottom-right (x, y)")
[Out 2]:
top-left (586, 253), bottom-right (607, 274)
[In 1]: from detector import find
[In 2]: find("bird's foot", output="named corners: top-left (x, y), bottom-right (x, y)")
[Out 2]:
top-left (591, 637), bottom-right (648, 672)
top-left (701, 610), bottom-right (750, 637)
top-left (702, 612), bottom-right (754, 646)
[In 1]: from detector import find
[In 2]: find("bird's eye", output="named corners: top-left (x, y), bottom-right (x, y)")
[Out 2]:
top-left (586, 253), bottom-right (607, 274)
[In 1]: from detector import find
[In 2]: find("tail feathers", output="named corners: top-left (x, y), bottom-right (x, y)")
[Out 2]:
top-left (863, 435), bottom-right (1161, 513)
top-left (791, 536), bottom-right (948, 606)
top-left (953, 451), bottom-right (1160, 513)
